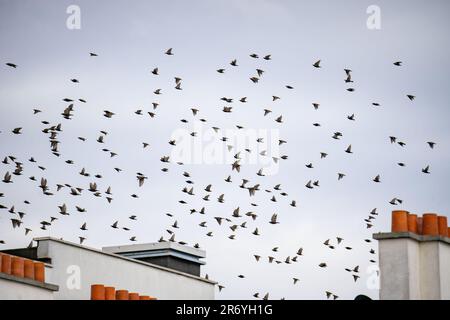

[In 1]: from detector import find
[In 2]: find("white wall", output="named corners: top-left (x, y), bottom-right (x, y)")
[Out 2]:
top-left (0, 278), bottom-right (54, 300)
top-left (379, 238), bottom-right (416, 299)
top-left (438, 242), bottom-right (450, 299)
top-left (36, 238), bottom-right (215, 300)
top-left (378, 236), bottom-right (450, 300)
top-left (419, 241), bottom-right (440, 299)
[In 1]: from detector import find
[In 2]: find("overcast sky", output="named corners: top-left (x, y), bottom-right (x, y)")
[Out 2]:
top-left (1, 0), bottom-right (449, 300)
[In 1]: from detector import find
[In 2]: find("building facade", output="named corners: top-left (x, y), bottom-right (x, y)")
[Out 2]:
top-left (0, 237), bottom-right (216, 300)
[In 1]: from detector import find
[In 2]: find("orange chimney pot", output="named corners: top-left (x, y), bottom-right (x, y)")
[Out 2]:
top-left (128, 293), bottom-right (140, 300)
top-left (23, 259), bottom-right (35, 280)
top-left (105, 287), bottom-right (116, 300)
top-left (392, 210), bottom-right (409, 232)
top-left (1, 254), bottom-right (11, 275)
top-left (33, 262), bottom-right (45, 282)
top-left (11, 257), bottom-right (25, 278)
top-left (116, 290), bottom-right (129, 300)
top-left (417, 217), bottom-right (423, 234)
top-left (437, 216), bottom-right (448, 237)
top-left (422, 213), bottom-right (439, 236)
top-left (407, 214), bottom-right (418, 233)
top-left (91, 284), bottom-right (106, 300)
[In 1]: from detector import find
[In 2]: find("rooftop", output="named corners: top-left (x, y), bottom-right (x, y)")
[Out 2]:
top-left (102, 241), bottom-right (206, 263)
top-left (33, 237), bottom-right (215, 284)
top-left (373, 210), bottom-right (449, 242)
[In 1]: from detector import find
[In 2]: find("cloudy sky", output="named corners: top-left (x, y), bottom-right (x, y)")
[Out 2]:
top-left (0, 0), bottom-right (449, 299)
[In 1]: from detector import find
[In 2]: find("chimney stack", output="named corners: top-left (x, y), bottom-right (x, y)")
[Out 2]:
top-left (374, 210), bottom-right (450, 299)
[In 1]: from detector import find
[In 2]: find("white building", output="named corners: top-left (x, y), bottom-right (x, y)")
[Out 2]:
top-left (374, 210), bottom-right (450, 299)
top-left (0, 237), bottom-right (216, 300)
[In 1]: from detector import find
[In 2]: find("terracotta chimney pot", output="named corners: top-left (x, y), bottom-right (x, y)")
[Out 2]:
top-left (11, 257), bottom-right (25, 278)
top-left (417, 217), bottom-right (423, 234)
top-left (407, 214), bottom-right (418, 233)
top-left (23, 259), bottom-right (35, 280)
top-left (33, 262), bottom-right (45, 282)
top-left (91, 284), bottom-right (106, 300)
top-left (437, 216), bottom-right (448, 237)
top-left (422, 213), bottom-right (439, 236)
top-left (129, 293), bottom-right (140, 300)
top-left (116, 290), bottom-right (129, 300)
top-left (105, 287), bottom-right (116, 300)
top-left (0, 254), bottom-right (11, 275)
top-left (392, 210), bottom-right (409, 232)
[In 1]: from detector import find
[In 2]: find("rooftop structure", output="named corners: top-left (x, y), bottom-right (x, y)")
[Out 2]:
top-left (102, 241), bottom-right (206, 276)
top-left (374, 210), bottom-right (450, 300)
top-left (0, 237), bottom-right (215, 300)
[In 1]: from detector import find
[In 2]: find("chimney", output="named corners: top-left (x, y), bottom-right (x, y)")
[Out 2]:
top-left (105, 287), bottom-right (116, 300)
top-left (374, 210), bottom-right (450, 299)
top-left (391, 210), bottom-right (408, 232)
top-left (422, 213), bottom-right (438, 236)
top-left (91, 284), bottom-right (106, 300)
top-left (115, 290), bottom-right (129, 300)
top-left (90, 284), bottom-right (155, 301)
top-left (102, 242), bottom-right (206, 277)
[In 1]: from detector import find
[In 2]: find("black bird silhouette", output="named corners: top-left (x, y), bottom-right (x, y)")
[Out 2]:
top-left (422, 165), bottom-right (430, 174)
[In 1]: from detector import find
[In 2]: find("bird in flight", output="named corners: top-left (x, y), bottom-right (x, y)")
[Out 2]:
top-left (0, 45), bottom-right (437, 301)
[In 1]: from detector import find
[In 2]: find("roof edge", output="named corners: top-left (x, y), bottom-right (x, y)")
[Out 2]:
top-left (33, 237), bottom-right (217, 285)
top-left (373, 232), bottom-right (450, 244)
top-left (0, 272), bottom-right (59, 291)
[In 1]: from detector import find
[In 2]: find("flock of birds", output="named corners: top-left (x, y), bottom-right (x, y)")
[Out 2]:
top-left (0, 48), bottom-right (436, 300)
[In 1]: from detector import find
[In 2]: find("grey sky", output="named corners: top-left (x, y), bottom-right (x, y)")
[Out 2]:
top-left (0, 0), bottom-right (449, 299)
